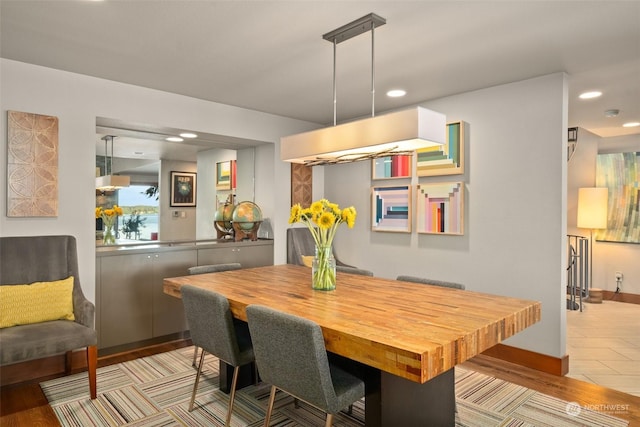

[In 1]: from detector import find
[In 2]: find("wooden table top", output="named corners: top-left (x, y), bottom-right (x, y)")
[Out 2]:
top-left (164, 264), bottom-right (541, 384)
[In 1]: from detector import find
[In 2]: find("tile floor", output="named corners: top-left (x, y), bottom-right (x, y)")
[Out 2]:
top-left (567, 299), bottom-right (640, 397)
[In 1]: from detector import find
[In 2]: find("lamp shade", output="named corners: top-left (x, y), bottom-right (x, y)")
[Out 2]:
top-left (280, 106), bottom-right (446, 165)
top-left (96, 174), bottom-right (130, 191)
top-left (577, 187), bottom-right (608, 229)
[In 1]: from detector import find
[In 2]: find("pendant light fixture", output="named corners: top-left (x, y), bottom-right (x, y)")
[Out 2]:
top-left (96, 135), bottom-right (130, 190)
top-left (281, 13), bottom-right (446, 165)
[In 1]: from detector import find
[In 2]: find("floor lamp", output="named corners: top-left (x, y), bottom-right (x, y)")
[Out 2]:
top-left (577, 187), bottom-right (608, 296)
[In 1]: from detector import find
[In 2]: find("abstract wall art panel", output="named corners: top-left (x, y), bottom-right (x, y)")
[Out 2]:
top-left (372, 155), bottom-right (412, 180)
top-left (291, 163), bottom-right (312, 206)
top-left (595, 152), bottom-right (639, 244)
top-left (416, 182), bottom-right (464, 235)
top-left (371, 185), bottom-right (411, 233)
top-left (416, 121), bottom-right (465, 177)
top-left (7, 111), bottom-right (59, 217)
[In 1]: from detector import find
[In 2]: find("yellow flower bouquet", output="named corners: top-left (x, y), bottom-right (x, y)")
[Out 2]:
top-left (96, 205), bottom-right (123, 245)
top-left (289, 199), bottom-right (356, 290)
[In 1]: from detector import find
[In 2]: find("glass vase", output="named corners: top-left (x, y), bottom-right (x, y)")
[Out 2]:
top-left (103, 221), bottom-right (116, 245)
top-left (312, 244), bottom-right (336, 291)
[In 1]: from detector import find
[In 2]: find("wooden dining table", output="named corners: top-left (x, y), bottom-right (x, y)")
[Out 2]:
top-left (164, 264), bottom-right (541, 426)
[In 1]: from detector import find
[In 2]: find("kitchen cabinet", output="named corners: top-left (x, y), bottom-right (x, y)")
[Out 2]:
top-left (97, 249), bottom-right (196, 349)
top-left (96, 239), bottom-right (273, 351)
top-left (197, 240), bottom-right (273, 267)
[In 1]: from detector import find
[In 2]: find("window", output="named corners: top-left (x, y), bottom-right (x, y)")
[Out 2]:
top-left (117, 185), bottom-right (159, 240)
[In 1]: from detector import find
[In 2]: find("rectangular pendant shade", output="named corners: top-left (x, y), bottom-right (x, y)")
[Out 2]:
top-left (96, 174), bottom-right (130, 191)
top-left (281, 106), bottom-right (446, 165)
top-left (577, 187), bottom-right (608, 229)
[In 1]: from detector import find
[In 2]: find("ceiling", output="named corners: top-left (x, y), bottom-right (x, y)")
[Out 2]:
top-left (2, 0), bottom-right (639, 166)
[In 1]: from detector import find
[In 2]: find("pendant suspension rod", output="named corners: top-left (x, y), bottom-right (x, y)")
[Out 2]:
top-left (323, 13), bottom-right (386, 126)
top-left (333, 38), bottom-right (337, 126)
top-left (371, 25), bottom-right (375, 118)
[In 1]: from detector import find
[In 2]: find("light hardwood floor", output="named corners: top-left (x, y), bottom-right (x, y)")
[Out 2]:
top-left (567, 299), bottom-right (640, 397)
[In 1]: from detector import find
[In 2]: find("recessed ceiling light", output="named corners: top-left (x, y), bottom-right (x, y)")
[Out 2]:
top-left (180, 132), bottom-right (198, 138)
top-left (387, 89), bottom-right (406, 98)
top-left (166, 136), bottom-right (183, 142)
top-left (622, 122), bottom-right (640, 128)
top-left (579, 91), bottom-right (602, 99)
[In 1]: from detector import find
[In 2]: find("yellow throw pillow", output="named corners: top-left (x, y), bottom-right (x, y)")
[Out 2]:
top-left (301, 255), bottom-right (314, 268)
top-left (0, 276), bottom-right (75, 328)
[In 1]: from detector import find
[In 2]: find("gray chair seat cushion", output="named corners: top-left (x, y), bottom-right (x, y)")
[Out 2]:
top-left (0, 320), bottom-right (97, 365)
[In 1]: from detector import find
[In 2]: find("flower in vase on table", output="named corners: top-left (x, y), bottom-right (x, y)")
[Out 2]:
top-left (96, 205), bottom-right (123, 245)
top-left (289, 199), bottom-right (356, 290)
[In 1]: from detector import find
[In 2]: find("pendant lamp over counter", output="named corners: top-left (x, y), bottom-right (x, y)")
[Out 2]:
top-left (96, 135), bottom-right (130, 191)
top-left (280, 13), bottom-right (446, 165)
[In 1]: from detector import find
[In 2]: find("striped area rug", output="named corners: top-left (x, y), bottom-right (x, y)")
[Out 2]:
top-left (41, 346), bottom-right (628, 426)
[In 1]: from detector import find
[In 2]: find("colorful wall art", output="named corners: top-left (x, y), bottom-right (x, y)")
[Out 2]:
top-left (372, 155), bottom-right (412, 179)
top-left (416, 182), bottom-right (464, 235)
top-left (7, 110), bottom-right (59, 217)
top-left (371, 185), bottom-right (411, 232)
top-left (216, 160), bottom-right (236, 190)
top-left (416, 121), bottom-right (464, 177)
top-left (595, 152), bottom-right (639, 243)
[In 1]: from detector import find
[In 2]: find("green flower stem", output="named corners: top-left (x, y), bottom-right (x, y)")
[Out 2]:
top-left (312, 245), bottom-right (336, 291)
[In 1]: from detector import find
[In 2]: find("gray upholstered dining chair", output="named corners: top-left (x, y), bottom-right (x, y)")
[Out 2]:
top-left (180, 285), bottom-right (254, 427)
top-left (396, 275), bottom-right (466, 290)
top-left (187, 262), bottom-right (242, 366)
top-left (336, 265), bottom-right (374, 276)
top-left (246, 304), bottom-right (365, 427)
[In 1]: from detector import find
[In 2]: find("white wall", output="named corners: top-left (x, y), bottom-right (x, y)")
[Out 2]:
top-left (159, 159), bottom-right (197, 241)
top-left (567, 131), bottom-right (640, 295)
top-left (195, 149), bottom-right (236, 240)
top-left (327, 74), bottom-right (568, 358)
top-left (0, 58), bottom-right (318, 302)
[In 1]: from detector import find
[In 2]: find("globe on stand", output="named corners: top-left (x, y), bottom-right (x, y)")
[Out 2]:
top-left (231, 201), bottom-right (263, 241)
top-left (214, 198), bottom-right (236, 239)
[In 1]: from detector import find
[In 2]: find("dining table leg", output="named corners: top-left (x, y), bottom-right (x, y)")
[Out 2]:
top-left (364, 368), bottom-right (456, 427)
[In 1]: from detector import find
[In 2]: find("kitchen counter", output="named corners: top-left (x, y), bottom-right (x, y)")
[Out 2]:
top-left (96, 238), bottom-right (273, 256)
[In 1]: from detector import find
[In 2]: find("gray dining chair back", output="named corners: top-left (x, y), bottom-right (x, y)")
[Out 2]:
top-left (181, 285), bottom-right (254, 426)
top-left (187, 262), bottom-right (242, 275)
top-left (187, 262), bottom-right (243, 366)
top-left (336, 265), bottom-right (374, 276)
top-left (396, 275), bottom-right (466, 290)
top-left (246, 304), bottom-right (365, 427)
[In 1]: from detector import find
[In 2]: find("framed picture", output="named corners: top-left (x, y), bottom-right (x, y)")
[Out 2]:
top-left (216, 161), bottom-right (233, 190)
top-left (372, 155), bottom-right (412, 180)
top-left (416, 182), bottom-right (464, 235)
top-left (170, 171), bottom-right (197, 207)
top-left (416, 121), bottom-right (465, 177)
top-left (371, 185), bottom-right (411, 233)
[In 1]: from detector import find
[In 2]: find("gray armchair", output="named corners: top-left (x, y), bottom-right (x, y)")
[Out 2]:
top-left (246, 304), bottom-right (365, 427)
top-left (286, 228), bottom-right (357, 268)
top-left (0, 235), bottom-right (97, 399)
